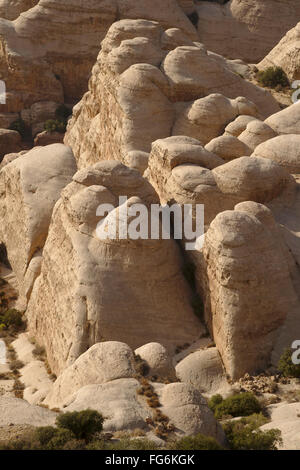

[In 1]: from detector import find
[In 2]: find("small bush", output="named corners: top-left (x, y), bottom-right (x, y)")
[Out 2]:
top-left (223, 417), bottom-right (282, 450)
top-left (170, 434), bottom-right (224, 450)
top-left (35, 426), bottom-right (57, 446)
top-left (211, 392), bottom-right (261, 419)
top-left (257, 67), bottom-right (289, 88)
top-left (0, 309), bottom-right (24, 332)
top-left (208, 394), bottom-right (223, 413)
top-left (56, 409), bottom-right (104, 441)
top-left (9, 359), bottom-right (24, 371)
top-left (44, 119), bottom-right (67, 134)
top-left (278, 348), bottom-right (300, 378)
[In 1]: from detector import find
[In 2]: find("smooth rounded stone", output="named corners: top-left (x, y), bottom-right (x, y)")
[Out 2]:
top-left (161, 28), bottom-right (195, 51)
top-left (123, 150), bottom-right (149, 174)
top-left (162, 45), bottom-right (279, 116)
top-left (252, 134), bottom-right (300, 174)
top-left (225, 115), bottom-right (257, 137)
top-left (171, 164), bottom-right (217, 192)
top-left (135, 343), bottom-right (176, 379)
top-left (64, 378), bottom-right (150, 431)
top-left (205, 135), bottom-right (252, 161)
top-left (44, 342), bottom-right (136, 408)
top-left (175, 348), bottom-right (231, 396)
top-left (150, 136), bottom-right (224, 170)
top-left (173, 95), bottom-right (258, 146)
top-left (234, 201), bottom-right (277, 229)
top-left (265, 102), bottom-right (300, 135)
top-left (238, 120), bottom-right (277, 151)
top-left (261, 402), bottom-right (300, 450)
top-left (0, 129), bottom-right (22, 159)
top-left (212, 156), bottom-right (292, 202)
top-left (0, 396), bottom-right (56, 426)
top-left (11, 333), bottom-right (35, 364)
top-left (20, 361), bottom-right (53, 394)
top-left (159, 382), bottom-right (226, 444)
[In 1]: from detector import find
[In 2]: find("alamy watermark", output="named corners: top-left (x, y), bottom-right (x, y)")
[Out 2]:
top-left (96, 197), bottom-right (205, 251)
top-left (0, 80), bottom-right (6, 105)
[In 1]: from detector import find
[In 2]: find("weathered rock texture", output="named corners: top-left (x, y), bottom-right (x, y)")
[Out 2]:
top-left (258, 22), bottom-right (300, 81)
top-left (26, 161), bottom-right (204, 375)
top-left (198, 202), bottom-right (300, 380)
top-left (65, 19), bottom-right (279, 170)
top-left (196, 0), bottom-right (300, 63)
top-left (0, 144), bottom-right (77, 307)
top-left (0, 0), bottom-right (37, 20)
top-left (0, 0), bottom-right (196, 114)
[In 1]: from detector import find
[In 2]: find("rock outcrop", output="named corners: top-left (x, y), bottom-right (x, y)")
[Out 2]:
top-left (65, 19), bottom-right (279, 170)
top-left (196, 0), bottom-right (300, 63)
top-left (0, 144), bottom-right (77, 307)
top-left (198, 202), bottom-right (299, 380)
top-left (25, 161), bottom-right (204, 375)
top-left (258, 22), bottom-right (300, 81)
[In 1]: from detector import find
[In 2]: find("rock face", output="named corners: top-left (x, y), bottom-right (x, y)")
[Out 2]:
top-left (65, 19), bottom-right (279, 170)
top-left (252, 135), bottom-right (300, 174)
top-left (198, 202), bottom-right (299, 380)
top-left (0, 0), bottom-right (195, 115)
top-left (261, 402), bottom-right (300, 450)
top-left (196, 0), bottom-right (300, 63)
top-left (0, 144), bottom-right (77, 307)
top-left (0, 0), bottom-right (37, 20)
top-left (26, 161), bottom-right (204, 375)
top-left (0, 396), bottom-right (56, 426)
top-left (265, 102), bottom-right (300, 136)
top-left (258, 22), bottom-right (300, 81)
top-left (45, 342), bottom-right (136, 408)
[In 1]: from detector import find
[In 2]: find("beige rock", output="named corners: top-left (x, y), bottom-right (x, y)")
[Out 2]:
top-left (0, 144), bottom-right (77, 307)
top-left (0, 113), bottom-right (19, 129)
top-left (261, 402), bottom-right (300, 450)
top-left (11, 333), bottom-right (35, 364)
top-left (64, 378), bottom-right (150, 431)
top-left (258, 22), bottom-right (300, 81)
top-left (159, 382), bottom-right (226, 442)
top-left (199, 202), bottom-right (299, 379)
top-left (26, 161), bottom-right (204, 375)
top-left (265, 102), bottom-right (300, 135)
top-left (224, 115), bottom-right (257, 137)
top-left (135, 343), bottom-right (176, 380)
top-left (173, 94), bottom-right (258, 146)
top-left (205, 135), bottom-right (252, 161)
top-left (175, 348), bottom-right (231, 396)
top-left (45, 342), bottom-right (136, 409)
top-left (238, 120), bottom-right (277, 151)
top-left (196, 0), bottom-right (300, 63)
top-left (252, 135), bottom-right (300, 174)
top-left (0, 396), bottom-right (56, 426)
top-left (20, 361), bottom-right (53, 405)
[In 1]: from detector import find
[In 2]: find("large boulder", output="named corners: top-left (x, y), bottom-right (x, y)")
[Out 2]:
top-left (198, 202), bottom-right (299, 380)
top-left (26, 161), bottom-right (204, 375)
top-left (135, 343), bottom-right (176, 380)
top-left (252, 135), bottom-right (300, 174)
top-left (0, 396), bottom-right (56, 426)
top-left (0, 144), bottom-right (77, 307)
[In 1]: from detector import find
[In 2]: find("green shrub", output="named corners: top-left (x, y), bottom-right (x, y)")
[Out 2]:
top-left (35, 426), bottom-right (57, 446)
top-left (169, 434), bottom-right (224, 450)
top-left (0, 309), bottom-right (24, 331)
top-left (46, 428), bottom-right (75, 450)
top-left (56, 409), bottom-right (104, 441)
top-left (44, 119), bottom-right (67, 134)
top-left (223, 417), bottom-right (282, 450)
top-left (257, 67), bottom-right (289, 88)
top-left (208, 394), bottom-right (223, 413)
top-left (278, 348), bottom-right (300, 378)
top-left (212, 392), bottom-right (261, 419)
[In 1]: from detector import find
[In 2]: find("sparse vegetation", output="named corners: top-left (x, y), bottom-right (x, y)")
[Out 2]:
top-left (55, 409), bottom-right (104, 441)
top-left (223, 414), bottom-right (282, 450)
top-left (44, 119), bottom-right (67, 134)
top-left (278, 348), bottom-right (300, 379)
top-left (169, 433), bottom-right (224, 450)
top-left (257, 66), bottom-right (289, 89)
top-left (209, 392), bottom-right (261, 419)
top-left (0, 309), bottom-right (25, 334)
top-left (9, 118), bottom-right (29, 139)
